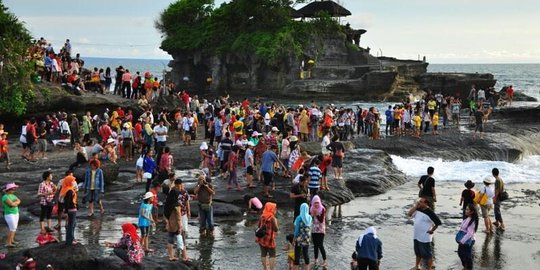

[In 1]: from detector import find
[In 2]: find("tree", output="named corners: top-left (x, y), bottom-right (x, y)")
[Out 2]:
top-left (0, 0), bottom-right (34, 116)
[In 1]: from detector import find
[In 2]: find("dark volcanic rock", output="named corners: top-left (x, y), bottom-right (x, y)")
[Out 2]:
top-left (416, 72), bottom-right (496, 100)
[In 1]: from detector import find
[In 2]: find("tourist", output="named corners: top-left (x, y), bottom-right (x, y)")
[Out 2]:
top-left (256, 202), bottom-right (279, 270)
top-left (69, 114), bottom-right (80, 145)
top-left (143, 150), bottom-right (157, 192)
top-left (284, 234), bottom-right (295, 270)
top-left (165, 189), bottom-right (184, 261)
top-left (0, 132), bottom-right (11, 170)
top-left (158, 146), bottom-right (174, 181)
top-left (261, 145), bottom-right (287, 198)
top-left (506, 85), bottom-right (514, 105)
top-left (153, 119), bottom-right (168, 164)
top-left (299, 109), bottom-right (309, 142)
top-left (36, 121), bottom-right (48, 160)
top-left (473, 106), bottom-right (484, 139)
top-left (355, 227), bottom-right (382, 270)
top-left (35, 226), bottom-right (59, 246)
top-left (182, 112), bottom-right (195, 146)
top-left (176, 178), bottom-right (191, 238)
top-left (385, 106), bottom-right (393, 136)
top-left (3, 182), bottom-right (20, 247)
top-left (417, 166), bottom-right (436, 210)
top-left (60, 174), bottom-right (78, 245)
top-left (38, 171), bottom-right (57, 230)
top-left (82, 114), bottom-right (92, 145)
top-left (492, 168), bottom-right (506, 230)
top-left (413, 111), bottom-right (421, 138)
top-left (318, 154), bottom-right (332, 190)
top-left (308, 159), bottom-right (322, 197)
top-left (120, 123), bottom-right (134, 162)
top-left (245, 141), bottom-right (255, 188)
top-left (478, 176), bottom-right (495, 233)
top-left (219, 132), bottom-right (234, 178)
top-left (121, 69), bottom-right (132, 98)
top-left (138, 192), bottom-right (155, 253)
top-left (25, 118), bottom-right (38, 161)
top-left (407, 197), bottom-right (441, 270)
top-left (293, 203), bottom-right (312, 270)
top-left (194, 175), bottom-right (215, 237)
top-left (226, 145), bottom-right (243, 191)
top-left (104, 223), bottom-right (144, 265)
top-left (244, 194), bottom-right (263, 213)
top-left (422, 110), bottom-right (431, 134)
top-left (326, 135), bottom-right (345, 180)
top-left (83, 159), bottom-right (105, 216)
top-left (68, 141), bottom-right (88, 170)
top-left (290, 175), bottom-right (309, 221)
top-left (432, 112), bottom-right (439, 135)
top-left (459, 180), bottom-right (476, 219)
top-left (17, 250), bottom-right (37, 270)
top-left (310, 195), bottom-right (327, 267)
top-left (456, 203), bottom-right (478, 270)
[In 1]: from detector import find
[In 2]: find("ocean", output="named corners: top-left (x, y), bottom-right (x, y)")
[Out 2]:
top-left (83, 57), bottom-right (540, 183)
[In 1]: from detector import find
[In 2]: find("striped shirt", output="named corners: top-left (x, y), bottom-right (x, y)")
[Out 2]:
top-left (308, 166), bottom-right (322, 189)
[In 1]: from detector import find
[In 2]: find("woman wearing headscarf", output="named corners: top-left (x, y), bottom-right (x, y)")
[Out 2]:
top-left (104, 223), bottom-right (144, 265)
top-left (355, 227), bottom-right (382, 270)
top-left (2, 182), bottom-right (20, 247)
top-left (293, 203), bottom-right (312, 270)
top-left (310, 195), bottom-right (327, 267)
top-left (255, 202), bottom-right (279, 270)
top-left (60, 175), bottom-right (78, 245)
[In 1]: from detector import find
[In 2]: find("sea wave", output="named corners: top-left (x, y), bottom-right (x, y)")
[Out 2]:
top-left (390, 154), bottom-right (540, 183)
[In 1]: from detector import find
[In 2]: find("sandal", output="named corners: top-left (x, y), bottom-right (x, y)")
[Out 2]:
top-left (168, 257), bottom-right (178, 261)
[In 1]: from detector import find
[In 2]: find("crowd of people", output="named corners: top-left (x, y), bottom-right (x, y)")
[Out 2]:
top-left (0, 85), bottom-right (510, 269)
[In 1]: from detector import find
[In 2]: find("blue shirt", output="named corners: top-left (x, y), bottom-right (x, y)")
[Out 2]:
top-left (214, 118), bottom-right (222, 137)
top-left (308, 166), bottom-right (321, 189)
top-left (356, 233), bottom-right (383, 262)
top-left (261, 150), bottom-right (278, 173)
top-left (385, 109), bottom-right (393, 122)
top-left (138, 202), bottom-right (153, 227)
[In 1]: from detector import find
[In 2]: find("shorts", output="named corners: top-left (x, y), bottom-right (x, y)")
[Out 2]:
top-left (413, 239), bottom-right (432, 259)
top-left (246, 165), bottom-right (254, 175)
top-left (480, 205), bottom-right (491, 218)
top-left (21, 142), bottom-right (28, 149)
top-left (4, 213), bottom-right (19, 232)
top-left (332, 156), bottom-right (343, 168)
top-left (259, 244), bottom-right (276, 258)
top-left (429, 109), bottom-right (435, 117)
top-left (151, 206), bottom-right (158, 216)
top-left (38, 139), bottom-right (48, 152)
top-left (167, 232), bottom-right (178, 244)
top-left (433, 125), bottom-right (438, 131)
top-left (28, 142), bottom-right (36, 153)
top-left (85, 190), bottom-right (100, 203)
top-left (262, 171), bottom-right (273, 186)
top-left (140, 226), bottom-right (150, 236)
top-left (136, 165), bottom-right (143, 171)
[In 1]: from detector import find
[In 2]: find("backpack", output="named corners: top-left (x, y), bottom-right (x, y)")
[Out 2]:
top-left (255, 218), bottom-right (268, 238)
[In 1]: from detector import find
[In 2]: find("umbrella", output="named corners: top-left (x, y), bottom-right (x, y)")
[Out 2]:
top-left (297, 0), bottom-right (352, 17)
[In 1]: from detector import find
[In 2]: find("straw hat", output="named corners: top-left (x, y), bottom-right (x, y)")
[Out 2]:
top-left (143, 192), bottom-right (154, 200)
top-left (289, 136), bottom-right (298, 142)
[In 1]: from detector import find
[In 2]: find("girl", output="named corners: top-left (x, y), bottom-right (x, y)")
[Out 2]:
top-left (310, 195), bottom-right (327, 267)
top-left (283, 234), bottom-right (295, 270)
top-left (138, 192), bottom-right (155, 253)
top-left (293, 203), bottom-right (312, 270)
top-left (457, 204), bottom-right (479, 270)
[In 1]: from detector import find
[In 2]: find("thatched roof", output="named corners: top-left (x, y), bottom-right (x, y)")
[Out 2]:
top-left (297, 1), bottom-right (352, 17)
top-left (288, 7), bottom-right (303, 18)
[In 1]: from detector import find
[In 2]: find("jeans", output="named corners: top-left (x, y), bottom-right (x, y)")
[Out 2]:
top-left (65, 211), bottom-right (77, 245)
top-left (310, 124), bottom-right (318, 141)
top-left (199, 203), bottom-right (214, 232)
top-left (457, 242), bottom-right (474, 269)
top-left (494, 200), bottom-right (503, 223)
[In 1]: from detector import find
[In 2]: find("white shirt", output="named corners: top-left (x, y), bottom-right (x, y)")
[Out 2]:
top-left (182, 117), bottom-right (194, 131)
top-left (153, 125), bottom-right (168, 142)
top-left (412, 209), bottom-right (440, 243)
top-left (321, 136), bottom-right (331, 155)
top-left (480, 185), bottom-right (495, 206)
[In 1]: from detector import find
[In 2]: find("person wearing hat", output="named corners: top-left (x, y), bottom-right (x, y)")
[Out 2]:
top-left (460, 180), bottom-right (476, 220)
top-left (83, 159), bottom-right (105, 217)
top-left (138, 191), bottom-right (156, 253)
top-left (478, 176), bottom-right (495, 233)
top-left (104, 137), bottom-right (118, 164)
top-left (245, 141), bottom-right (256, 188)
top-left (249, 131), bottom-right (260, 146)
top-left (120, 122), bottom-right (134, 162)
top-left (2, 182), bottom-right (20, 247)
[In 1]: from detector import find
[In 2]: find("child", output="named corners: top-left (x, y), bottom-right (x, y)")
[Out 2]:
top-left (243, 195), bottom-right (262, 213)
top-left (319, 154), bottom-right (332, 191)
top-left (0, 132), bottom-right (11, 170)
top-left (292, 168), bottom-right (305, 184)
top-left (283, 234), bottom-right (295, 270)
top-left (138, 192), bottom-right (155, 253)
top-left (350, 251), bottom-right (358, 270)
top-left (423, 110), bottom-right (431, 134)
top-left (432, 112), bottom-right (439, 135)
top-left (35, 227), bottom-right (59, 246)
top-left (413, 112), bottom-right (422, 138)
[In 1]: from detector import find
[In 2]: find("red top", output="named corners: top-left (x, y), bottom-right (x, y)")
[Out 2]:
top-left (36, 233), bottom-right (57, 246)
top-left (319, 156), bottom-right (333, 173)
top-left (0, 138), bottom-right (8, 154)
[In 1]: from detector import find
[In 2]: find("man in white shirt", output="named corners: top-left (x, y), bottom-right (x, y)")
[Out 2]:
top-left (407, 198), bottom-right (442, 270)
top-left (153, 119), bottom-right (168, 165)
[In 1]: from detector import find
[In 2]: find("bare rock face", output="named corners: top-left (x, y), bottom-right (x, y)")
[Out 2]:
top-left (415, 72), bottom-right (497, 98)
top-left (73, 161), bottom-right (120, 185)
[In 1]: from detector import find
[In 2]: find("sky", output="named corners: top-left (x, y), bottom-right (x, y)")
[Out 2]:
top-left (4, 0), bottom-right (540, 63)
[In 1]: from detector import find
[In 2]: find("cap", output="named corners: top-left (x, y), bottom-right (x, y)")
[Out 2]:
top-left (143, 192), bottom-right (154, 199)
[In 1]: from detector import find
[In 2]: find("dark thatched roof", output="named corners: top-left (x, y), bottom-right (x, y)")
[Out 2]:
top-left (297, 1), bottom-right (352, 17)
top-left (288, 7), bottom-right (303, 18)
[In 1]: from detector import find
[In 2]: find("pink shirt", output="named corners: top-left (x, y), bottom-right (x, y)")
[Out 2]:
top-left (458, 217), bottom-right (476, 244)
top-left (122, 72), bottom-right (132, 82)
top-left (251, 197), bottom-right (262, 210)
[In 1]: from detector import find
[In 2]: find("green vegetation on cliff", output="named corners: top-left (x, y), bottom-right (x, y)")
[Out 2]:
top-left (0, 0), bottom-right (35, 116)
top-left (156, 0), bottom-right (343, 65)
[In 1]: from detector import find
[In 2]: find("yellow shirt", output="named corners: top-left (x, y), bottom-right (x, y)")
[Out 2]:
top-left (427, 100), bottom-right (437, 110)
top-left (433, 115), bottom-right (439, 126)
top-left (414, 115), bottom-right (421, 127)
top-left (90, 170), bottom-right (96, 190)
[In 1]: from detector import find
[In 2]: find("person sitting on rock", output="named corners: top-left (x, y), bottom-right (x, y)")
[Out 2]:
top-left (35, 226), bottom-right (59, 246)
top-left (104, 223), bottom-right (144, 266)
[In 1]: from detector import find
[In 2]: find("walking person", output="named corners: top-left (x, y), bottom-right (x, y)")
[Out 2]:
top-left (310, 195), bottom-right (327, 267)
top-left (293, 203), bottom-right (312, 270)
top-left (326, 135), bottom-right (345, 180)
top-left (407, 197), bottom-right (442, 270)
top-left (143, 150), bottom-right (157, 192)
top-left (478, 176), bottom-right (495, 233)
top-left (459, 180), bottom-right (476, 219)
top-left (417, 166), bottom-right (437, 210)
top-left (194, 175), bottom-right (215, 237)
top-left (261, 145), bottom-right (288, 198)
top-left (138, 192), bottom-right (155, 253)
top-left (456, 204), bottom-right (479, 270)
top-left (256, 202), bottom-right (279, 270)
top-left (38, 171), bottom-right (57, 231)
top-left (3, 182), bottom-right (20, 247)
top-left (355, 227), bottom-right (382, 270)
top-left (492, 168), bottom-right (506, 230)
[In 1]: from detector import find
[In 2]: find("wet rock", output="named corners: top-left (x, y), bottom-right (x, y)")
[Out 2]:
top-left (189, 200), bottom-right (243, 218)
top-left (73, 161), bottom-right (120, 185)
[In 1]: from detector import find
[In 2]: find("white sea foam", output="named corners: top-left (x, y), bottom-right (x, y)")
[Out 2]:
top-left (390, 155), bottom-right (540, 183)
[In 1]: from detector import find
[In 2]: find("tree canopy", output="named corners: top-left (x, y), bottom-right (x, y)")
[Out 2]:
top-left (156, 0), bottom-right (343, 65)
top-left (0, 0), bottom-right (34, 116)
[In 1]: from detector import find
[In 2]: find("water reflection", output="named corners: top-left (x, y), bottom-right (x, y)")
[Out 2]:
top-left (478, 231), bottom-right (505, 269)
top-left (198, 236), bottom-right (215, 269)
